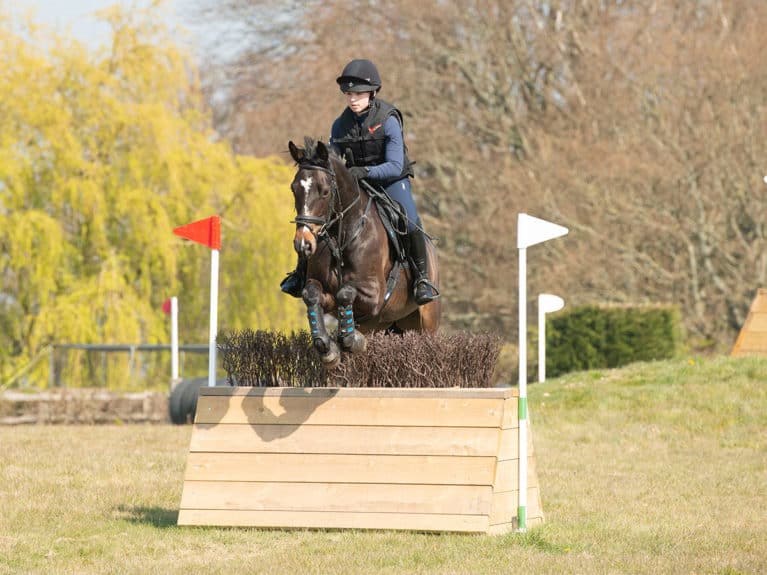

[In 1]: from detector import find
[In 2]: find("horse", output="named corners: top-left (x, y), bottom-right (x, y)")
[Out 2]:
top-left (287, 137), bottom-right (441, 368)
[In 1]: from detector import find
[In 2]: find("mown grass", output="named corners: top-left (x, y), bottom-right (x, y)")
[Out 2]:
top-left (1, 355), bottom-right (765, 574)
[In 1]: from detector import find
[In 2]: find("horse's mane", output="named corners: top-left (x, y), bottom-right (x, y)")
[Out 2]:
top-left (299, 136), bottom-right (343, 168)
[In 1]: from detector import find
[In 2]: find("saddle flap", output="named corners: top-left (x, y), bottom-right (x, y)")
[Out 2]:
top-left (369, 188), bottom-right (408, 264)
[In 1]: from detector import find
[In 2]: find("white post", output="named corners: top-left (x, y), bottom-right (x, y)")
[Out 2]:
top-left (516, 214), bottom-right (569, 532)
top-left (538, 294), bottom-right (565, 383)
top-left (538, 299), bottom-right (545, 384)
top-left (517, 246), bottom-right (528, 531)
top-left (208, 249), bottom-right (219, 387)
top-left (170, 296), bottom-right (179, 386)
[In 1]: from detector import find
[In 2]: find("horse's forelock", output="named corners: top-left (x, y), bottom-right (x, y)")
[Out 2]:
top-left (302, 136), bottom-right (317, 162)
top-left (298, 137), bottom-right (340, 169)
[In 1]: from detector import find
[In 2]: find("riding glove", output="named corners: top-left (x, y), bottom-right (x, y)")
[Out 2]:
top-left (348, 166), bottom-right (369, 181)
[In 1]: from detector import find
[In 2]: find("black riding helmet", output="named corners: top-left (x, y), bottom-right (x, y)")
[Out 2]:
top-left (336, 59), bottom-right (382, 93)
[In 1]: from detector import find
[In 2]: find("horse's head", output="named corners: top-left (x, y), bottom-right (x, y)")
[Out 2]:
top-left (288, 138), bottom-right (342, 259)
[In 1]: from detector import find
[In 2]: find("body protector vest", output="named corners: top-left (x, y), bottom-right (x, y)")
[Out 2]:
top-left (333, 99), bottom-right (415, 186)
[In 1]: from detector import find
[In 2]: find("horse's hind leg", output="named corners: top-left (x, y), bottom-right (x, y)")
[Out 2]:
top-left (419, 299), bottom-right (441, 333)
top-left (336, 284), bottom-right (367, 353)
top-left (302, 280), bottom-right (340, 368)
top-left (395, 299), bottom-right (441, 334)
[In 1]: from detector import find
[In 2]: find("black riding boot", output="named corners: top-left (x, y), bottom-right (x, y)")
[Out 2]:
top-left (407, 230), bottom-right (440, 305)
top-left (280, 256), bottom-right (306, 298)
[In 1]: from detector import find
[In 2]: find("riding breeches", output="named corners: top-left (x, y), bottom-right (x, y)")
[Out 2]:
top-left (383, 178), bottom-right (420, 231)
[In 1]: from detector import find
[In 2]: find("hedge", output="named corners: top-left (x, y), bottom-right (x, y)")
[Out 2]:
top-left (544, 304), bottom-right (683, 377)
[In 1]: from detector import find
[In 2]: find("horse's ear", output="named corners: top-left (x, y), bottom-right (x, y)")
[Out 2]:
top-left (316, 140), bottom-right (329, 163)
top-left (288, 141), bottom-right (304, 163)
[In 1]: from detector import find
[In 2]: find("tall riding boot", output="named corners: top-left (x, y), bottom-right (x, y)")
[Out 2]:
top-left (407, 229), bottom-right (440, 305)
top-left (280, 256), bottom-right (306, 298)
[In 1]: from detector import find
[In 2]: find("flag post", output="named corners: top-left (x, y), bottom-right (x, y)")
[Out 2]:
top-left (516, 214), bottom-right (568, 531)
top-left (173, 216), bottom-right (221, 388)
top-left (537, 294), bottom-right (565, 383)
top-left (162, 296), bottom-right (180, 390)
top-left (171, 296), bottom-right (179, 384)
top-left (207, 249), bottom-right (219, 387)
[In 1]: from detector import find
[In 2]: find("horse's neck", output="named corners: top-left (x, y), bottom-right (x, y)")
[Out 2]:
top-left (333, 163), bottom-right (366, 219)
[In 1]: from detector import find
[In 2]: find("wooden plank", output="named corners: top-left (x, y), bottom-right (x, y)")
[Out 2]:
top-left (194, 394), bottom-right (507, 427)
top-left (492, 456), bottom-right (540, 492)
top-left (732, 331), bottom-right (767, 355)
top-left (190, 423), bottom-right (502, 457)
top-left (736, 331), bottom-right (767, 348)
top-left (748, 289), bottom-right (767, 313)
top-left (501, 396), bottom-right (518, 429)
top-left (493, 459), bottom-right (516, 492)
top-left (527, 455), bottom-right (540, 489)
top-left (496, 419), bottom-right (538, 462)
top-left (497, 428), bottom-right (518, 461)
top-left (180, 481), bottom-right (492, 515)
top-left (177, 509), bottom-right (490, 532)
top-left (529, 484), bottom-right (545, 524)
top-left (488, 486), bottom-right (544, 525)
top-left (744, 312), bottom-right (767, 332)
top-left (184, 452), bottom-right (497, 485)
top-left (488, 490), bottom-right (516, 525)
top-left (732, 289), bottom-right (767, 356)
top-left (200, 387), bottom-right (516, 399)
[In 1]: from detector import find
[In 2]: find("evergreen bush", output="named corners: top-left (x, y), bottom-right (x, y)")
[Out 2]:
top-left (544, 305), bottom-right (683, 377)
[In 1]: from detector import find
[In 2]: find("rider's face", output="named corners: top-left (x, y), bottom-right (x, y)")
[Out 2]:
top-left (345, 91), bottom-right (371, 114)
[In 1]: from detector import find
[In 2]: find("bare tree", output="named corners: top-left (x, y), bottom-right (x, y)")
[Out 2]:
top-left (188, 0), bottom-right (767, 350)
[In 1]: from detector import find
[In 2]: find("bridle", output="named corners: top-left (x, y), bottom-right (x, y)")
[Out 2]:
top-left (291, 160), bottom-right (372, 267)
top-left (292, 162), bottom-right (343, 229)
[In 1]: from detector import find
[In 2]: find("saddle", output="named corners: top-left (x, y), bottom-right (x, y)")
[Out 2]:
top-left (359, 181), bottom-right (410, 305)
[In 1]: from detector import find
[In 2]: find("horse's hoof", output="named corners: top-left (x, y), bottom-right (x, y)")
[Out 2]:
top-left (319, 340), bottom-right (341, 369)
top-left (321, 349), bottom-right (341, 369)
top-left (313, 336), bottom-right (329, 354)
top-left (340, 331), bottom-right (367, 354)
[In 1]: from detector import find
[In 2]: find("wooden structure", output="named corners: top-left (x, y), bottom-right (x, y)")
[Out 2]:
top-left (731, 289), bottom-right (767, 356)
top-left (178, 386), bottom-right (544, 534)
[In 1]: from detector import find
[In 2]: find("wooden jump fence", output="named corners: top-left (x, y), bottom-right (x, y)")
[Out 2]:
top-left (178, 386), bottom-right (543, 534)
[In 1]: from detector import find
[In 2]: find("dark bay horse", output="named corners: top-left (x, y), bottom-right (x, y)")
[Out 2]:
top-left (288, 138), bottom-right (440, 368)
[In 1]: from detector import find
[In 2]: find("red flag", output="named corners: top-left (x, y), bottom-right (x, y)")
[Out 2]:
top-left (162, 298), bottom-right (172, 315)
top-left (173, 216), bottom-right (221, 249)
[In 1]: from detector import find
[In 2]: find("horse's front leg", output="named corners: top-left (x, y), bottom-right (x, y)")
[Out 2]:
top-left (302, 280), bottom-right (341, 368)
top-left (336, 284), bottom-right (367, 354)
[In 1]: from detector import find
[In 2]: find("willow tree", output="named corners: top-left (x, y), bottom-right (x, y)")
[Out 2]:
top-left (0, 6), bottom-right (302, 386)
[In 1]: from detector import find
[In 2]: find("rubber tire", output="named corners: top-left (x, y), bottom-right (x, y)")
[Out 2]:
top-left (169, 378), bottom-right (204, 425)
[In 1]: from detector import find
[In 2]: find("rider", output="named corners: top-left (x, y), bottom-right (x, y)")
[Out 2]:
top-left (281, 58), bottom-right (439, 305)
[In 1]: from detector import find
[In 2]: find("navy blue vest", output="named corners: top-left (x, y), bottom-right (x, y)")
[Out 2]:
top-left (332, 99), bottom-right (414, 186)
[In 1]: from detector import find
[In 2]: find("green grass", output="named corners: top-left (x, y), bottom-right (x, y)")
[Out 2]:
top-left (1, 356), bottom-right (765, 574)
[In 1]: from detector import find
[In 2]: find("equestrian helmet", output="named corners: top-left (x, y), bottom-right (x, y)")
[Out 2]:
top-left (336, 59), bottom-right (382, 93)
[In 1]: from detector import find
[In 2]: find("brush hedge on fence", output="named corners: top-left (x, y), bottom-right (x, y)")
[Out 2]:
top-left (217, 330), bottom-right (503, 388)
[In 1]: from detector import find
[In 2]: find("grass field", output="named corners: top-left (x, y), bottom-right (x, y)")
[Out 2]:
top-left (1, 356), bottom-right (765, 574)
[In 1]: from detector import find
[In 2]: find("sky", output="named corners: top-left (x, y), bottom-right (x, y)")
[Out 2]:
top-left (14, 0), bottom-right (208, 55)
